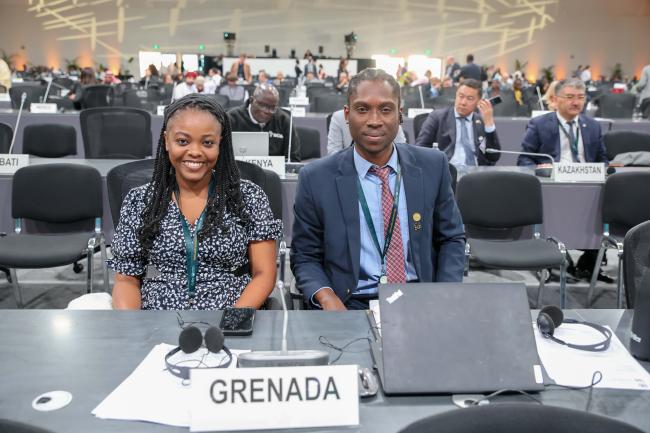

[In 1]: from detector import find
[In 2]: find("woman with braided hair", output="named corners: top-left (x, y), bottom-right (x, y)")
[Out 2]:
top-left (109, 94), bottom-right (282, 310)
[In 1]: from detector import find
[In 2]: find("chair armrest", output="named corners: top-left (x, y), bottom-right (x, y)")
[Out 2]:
top-left (546, 236), bottom-right (567, 256)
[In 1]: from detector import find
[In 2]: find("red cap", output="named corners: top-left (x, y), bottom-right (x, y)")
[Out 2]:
top-left (185, 71), bottom-right (198, 79)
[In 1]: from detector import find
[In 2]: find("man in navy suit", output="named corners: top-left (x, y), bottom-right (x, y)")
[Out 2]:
top-left (518, 78), bottom-right (607, 166)
top-left (415, 78), bottom-right (501, 166)
top-left (517, 78), bottom-right (611, 282)
top-left (290, 68), bottom-right (466, 310)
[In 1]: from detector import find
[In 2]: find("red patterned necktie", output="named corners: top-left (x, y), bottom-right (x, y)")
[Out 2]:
top-left (369, 165), bottom-right (406, 283)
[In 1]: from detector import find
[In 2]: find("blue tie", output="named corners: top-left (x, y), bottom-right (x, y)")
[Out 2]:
top-left (458, 117), bottom-right (476, 166)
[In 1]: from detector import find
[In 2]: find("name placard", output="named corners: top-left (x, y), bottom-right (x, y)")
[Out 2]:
top-left (30, 103), bottom-right (58, 114)
top-left (291, 106), bottom-right (306, 117)
top-left (235, 156), bottom-right (286, 177)
top-left (0, 154), bottom-right (29, 174)
top-left (0, 93), bottom-right (10, 102)
top-left (407, 108), bottom-right (433, 118)
top-left (189, 365), bottom-right (359, 432)
top-left (156, 105), bottom-right (166, 116)
top-left (289, 96), bottom-right (309, 106)
top-left (554, 162), bottom-right (605, 183)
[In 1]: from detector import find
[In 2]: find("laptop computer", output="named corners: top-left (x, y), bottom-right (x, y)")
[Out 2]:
top-left (232, 132), bottom-right (269, 157)
top-left (370, 283), bottom-right (544, 395)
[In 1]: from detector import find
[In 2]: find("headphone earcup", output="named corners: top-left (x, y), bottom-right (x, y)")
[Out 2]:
top-left (179, 326), bottom-right (203, 353)
top-left (204, 327), bottom-right (225, 353)
top-left (536, 312), bottom-right (555, 336)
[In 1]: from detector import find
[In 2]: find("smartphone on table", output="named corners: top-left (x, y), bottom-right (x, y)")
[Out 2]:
top-left (219, 307), bottom-right (256, 336)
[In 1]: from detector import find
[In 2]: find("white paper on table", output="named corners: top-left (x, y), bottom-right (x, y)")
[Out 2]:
top-left (534, 323), bottom-right (650, 390)
top-left (92, 343), bottom-right (247, 427)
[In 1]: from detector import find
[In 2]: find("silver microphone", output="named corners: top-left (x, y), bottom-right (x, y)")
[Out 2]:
top-left (237, 263), bottom-right (330, 367)
top-left (8, 92), bottom-right (27, 154)
top-left (485, 148), bottom-right (555, 177)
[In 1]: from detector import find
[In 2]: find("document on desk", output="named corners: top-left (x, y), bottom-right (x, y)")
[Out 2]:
top-left (92, 343), bottom-right (246, 427)
top-left (535, 323), bottom-right (650, 390)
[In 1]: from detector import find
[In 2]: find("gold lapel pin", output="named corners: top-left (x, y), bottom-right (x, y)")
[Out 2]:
top-left (475, 119), bottom-right (482, 124)
top-left (413, 212), bottom-right (422, 231)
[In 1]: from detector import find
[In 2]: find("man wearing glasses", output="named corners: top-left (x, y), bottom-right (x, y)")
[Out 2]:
top-left (518, 78), bottom-right (607, 166)
top-left (518, 78), bottom-right (610, 283)
top-left (228, 83), bottom-right (301, 161)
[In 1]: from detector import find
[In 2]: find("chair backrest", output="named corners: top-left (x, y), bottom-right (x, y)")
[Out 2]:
top-left (81, 84), bottom-right (115, 109)
top-left (106, 159), bottom-right (282, 229)
top-left (413, 112), bottom-right (430, 141)
top-left (80, 107), bottom-right (152, 159)
top-left (12, 164), bottom-right (102, 223)
top-left (457, 171), bottom-right (543, 229)
top-left (602, 172), bottom-right (650, 235)
top-left (121, 89), bottom-right (145, 109)
top-left (597, 93), bottom-right (637, 119)
top-left (210, 93), bottom-right (230, 109)
top-left (0, 122), bottom-right (13, 153)
top-left (623, 220), bottom-right (650, 308)
top-left (296, 126), bottom-right (321, 160)
top-left (492, 93), bottom-right (522, 117)
top-left (604, 130), bottom-right (650, 161)
top-left (53, 77), bottom-right (75, 89)
top-left (398, 403), bottom-right (644, 433)
top-left (9, 85), bottom-right (46, 109)
top-left (314, 93), bottom-right (347, 113)
top-left (306, 85), bottom-right (332, 101)
top-left (23, 124), bottom-right (77, 157)
top-left (106, 158), bottom-right (155, 227)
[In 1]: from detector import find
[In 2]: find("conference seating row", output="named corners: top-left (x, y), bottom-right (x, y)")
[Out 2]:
top-left (2, 157), bottom-right (649, 311)
top-left (0, 107), bottom-right (323, 160)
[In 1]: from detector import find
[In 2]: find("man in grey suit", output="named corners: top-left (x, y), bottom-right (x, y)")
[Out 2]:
top-left (291, 68), bottom-right (465, 310)
top-left (458, 54), bottom-right (482, 82)
top-left (415, 79), bottom-right (501, 166)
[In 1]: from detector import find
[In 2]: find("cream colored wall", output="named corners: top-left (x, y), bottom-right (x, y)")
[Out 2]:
top-left (0, 0), bottom-right (648, 79)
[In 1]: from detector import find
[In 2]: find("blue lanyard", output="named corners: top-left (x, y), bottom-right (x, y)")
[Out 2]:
top-left (175, 175), bottom-right (216, 299)
top-left (356, 168), bottom-right (402, 283)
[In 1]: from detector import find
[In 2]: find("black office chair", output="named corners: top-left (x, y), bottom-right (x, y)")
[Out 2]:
top-left (0, 122), bottom-right (12, 153)
top-left (623, 220), bottom-right (650, 308)
top-left (0, 419), bottom-right (56, 433)
top-left (587, 172), bottom-right (650, 308)
top-left (306, 85), bottom-right (332, 102)
top-left (604, 130), bottom-right (650, 163)
top-left (457, 171), bottom-right (568, 307)
top-left (641, 97), bottom-right (650, 119)
top-left (209, 93), bottom-right (230, 109)
top-left (596, 93), bottom-right (637, 119)
top-left (121, 89), bottom-right (148, 110)
top-left (22, 124), bottom-right (77, 157)
top-left (413, 112), bottom-right (430, 141)
top-left (9, 85), bottom-right (46, 110)
top-left (296, 126), bottom-right (321, 160)
top-left (313, 93), bottom-right (347, 113)
top-left (80, 107), bottom-right (152, 158)
top-left (81, 84), bottom-right (115, 109)
top-left (398, 403), bottom-right (644, 433)
top-left (492, 93), bottom-right (522, 117)
top-left (0, 164), bottom-right (108, 308)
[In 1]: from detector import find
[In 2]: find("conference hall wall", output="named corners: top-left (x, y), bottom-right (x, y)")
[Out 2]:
top-left (0, 0), bottom-right (649, 80)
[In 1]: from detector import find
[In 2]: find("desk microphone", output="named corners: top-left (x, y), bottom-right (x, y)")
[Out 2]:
top-left (485, 148), bottom-right (555, 177)
top-left (8, 92), bottom-right (27, 154)
top-left (43, 78), bottom-right (53, 103)
top-left (237, 242), bottom-right (329, 367)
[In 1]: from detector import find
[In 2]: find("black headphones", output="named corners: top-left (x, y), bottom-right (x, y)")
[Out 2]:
top-left (537, 305), bottom-right (612, 352)
top-left (165, 325), bottom-right (233, 380)
top-left (399, 112), bottom-right (404, 124)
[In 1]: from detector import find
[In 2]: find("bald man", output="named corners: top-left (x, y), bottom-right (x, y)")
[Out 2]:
top-left (228, 83), bottom-right (301, 161)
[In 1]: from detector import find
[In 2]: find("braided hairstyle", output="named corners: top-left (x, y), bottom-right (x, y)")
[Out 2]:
top-left (138, 93), bottom-right (247, 254)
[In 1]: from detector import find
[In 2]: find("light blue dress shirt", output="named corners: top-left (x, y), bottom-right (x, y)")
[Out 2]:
top-left (449, 110), bottom-right (496, 167)
top-left (353, 146), bottom-right (417, 296)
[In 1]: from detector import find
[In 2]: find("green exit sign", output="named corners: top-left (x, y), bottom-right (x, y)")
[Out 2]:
top-left (389, 48), bottom-right (397, 55)
top-left (424, 49), bottom-right (432, 56)
top-left (198, 44), bottom-right (205, 51)
top-left (152, 44), bottom-right (160, 50)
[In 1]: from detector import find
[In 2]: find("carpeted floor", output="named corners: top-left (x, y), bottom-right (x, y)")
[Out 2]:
top-left (0, 248), bottom-right (621, 310)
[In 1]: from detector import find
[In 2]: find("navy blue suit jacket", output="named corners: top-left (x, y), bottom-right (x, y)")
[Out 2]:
top-left (290, 144), bottom-right (466, 305)
top-left (518, 112), bottom-right (607, 166)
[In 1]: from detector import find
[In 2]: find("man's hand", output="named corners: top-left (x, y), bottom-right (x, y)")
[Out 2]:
top-left (315, 288), bottom-right (347, 311)
top-left (477, 99), bottom-right (495, 128)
